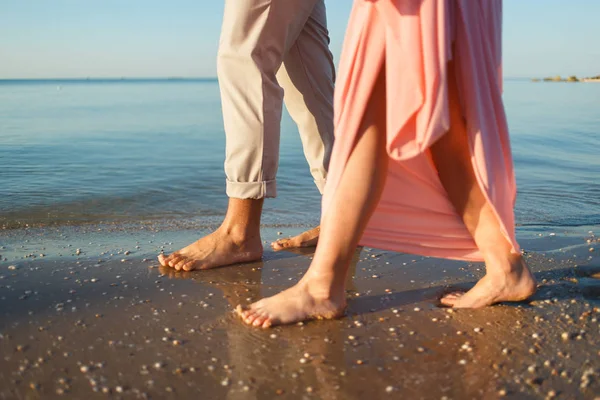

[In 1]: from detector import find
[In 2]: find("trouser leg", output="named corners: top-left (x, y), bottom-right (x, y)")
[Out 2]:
top-left (276, 0), bottom-right (335, 194)
top-left (218, 0), bottom-right (324, 199)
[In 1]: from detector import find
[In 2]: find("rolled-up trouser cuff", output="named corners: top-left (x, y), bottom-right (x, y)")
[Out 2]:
top-left (226, 179), bottom-right (277, 199)
top-left (314, 179), bottom-right (326, 195)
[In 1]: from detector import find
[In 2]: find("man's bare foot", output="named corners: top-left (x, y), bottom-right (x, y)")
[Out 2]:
top-left (158, 228), bottom-right (263, 271)
top-left (236, 278), bottom-right (346, 328)
top-left (271, 226), bottom-right (320, 251)
top-left (440, 255), bottom-right (536, 308)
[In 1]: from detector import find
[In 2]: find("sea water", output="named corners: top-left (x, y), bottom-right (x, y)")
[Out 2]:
top-left (0, 78), bottom-right (598, 232)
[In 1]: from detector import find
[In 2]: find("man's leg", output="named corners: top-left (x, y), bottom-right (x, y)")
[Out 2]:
top-left (272, 0), bottom-right (335, 250)
top-left (158, 0), bottom-right (324, 271)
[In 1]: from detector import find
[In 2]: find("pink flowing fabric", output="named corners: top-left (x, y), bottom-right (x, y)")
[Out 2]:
top-left (322, 0), bottom-right (518, 261)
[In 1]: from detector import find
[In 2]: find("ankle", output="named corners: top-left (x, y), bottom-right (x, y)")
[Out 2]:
top-left (218, 221), bottom-right (260, 243)
top-left (484, 251), bottom-right (524, 275)
top-left (300, 272), bottom-right (346, 300)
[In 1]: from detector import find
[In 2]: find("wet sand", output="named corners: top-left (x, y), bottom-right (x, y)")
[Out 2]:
top-left (1, 225), bottom-right (599, 399)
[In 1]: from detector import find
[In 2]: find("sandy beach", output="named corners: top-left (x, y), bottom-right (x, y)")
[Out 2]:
top-left (1, 225), bottom-right (598, 399)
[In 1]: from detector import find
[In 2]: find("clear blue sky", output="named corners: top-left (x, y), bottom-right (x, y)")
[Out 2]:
top-left (1, 0), bottom-right (598, 79)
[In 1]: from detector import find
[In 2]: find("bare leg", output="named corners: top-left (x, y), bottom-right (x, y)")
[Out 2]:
top-left (433, 60), bottom-right (536, 308)
top-left (158, 198), bottom-right (264, 271)
top-left (236, 65), bottom-right (388, 328)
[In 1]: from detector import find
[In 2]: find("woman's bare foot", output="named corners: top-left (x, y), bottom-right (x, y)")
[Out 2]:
top-left (440, 255), bottom-right (536, 308)
top-left (236, 277), bottom-right (347, 328)
top-left (271, 226), bottom-right (320, 251)
top-left (158, 228), bottom-right (263, 271)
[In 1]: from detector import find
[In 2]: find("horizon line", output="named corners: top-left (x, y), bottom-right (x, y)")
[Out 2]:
top-left (0, 76), bottom-right (540, 81)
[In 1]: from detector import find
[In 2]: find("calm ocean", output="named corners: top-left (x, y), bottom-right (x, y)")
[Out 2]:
top-left (0, 79), bottom-right (598, 231)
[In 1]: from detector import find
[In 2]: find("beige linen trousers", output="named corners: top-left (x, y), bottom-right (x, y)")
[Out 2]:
top-left (217, 0), bottom-right (335, 199)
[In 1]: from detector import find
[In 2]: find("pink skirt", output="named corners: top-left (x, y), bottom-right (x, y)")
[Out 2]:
top-left (322, 0), bottom-right (518, 261)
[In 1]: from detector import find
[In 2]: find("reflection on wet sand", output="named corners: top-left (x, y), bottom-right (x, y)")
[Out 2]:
top-left (160, 248), bottom-right (361, 399)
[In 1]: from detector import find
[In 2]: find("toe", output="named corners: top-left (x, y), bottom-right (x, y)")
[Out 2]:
top-left (252, 313), bottom-right (268, 327)
top-left (271, 239), bottom-right (290, 250)
top-left (174, 258), bottom-right (188, 271)
top-left (158, 254), bottom-right (168, 266)
top-left (243, 310), bottom-right (259, 325)
top-left (261, 318), bottom-right (272, 329)
top-left (182, 261), bottom-right (195, 272)
top-left (440, 291), bottom-right (464, 307)
top-left (445, 291), bottom-right (464, 299)
top-left (168, 255), bottom-right (182, 268)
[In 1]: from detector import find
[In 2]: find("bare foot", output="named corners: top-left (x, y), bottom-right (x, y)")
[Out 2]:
top-left (157, 228), bottom-right (263, 271)
top-left (271, 226), bottom-right (320, 251)
top-left (235, 278), bottom-right (346, 328)
top-left (440, 255), bottom-right (536, 308)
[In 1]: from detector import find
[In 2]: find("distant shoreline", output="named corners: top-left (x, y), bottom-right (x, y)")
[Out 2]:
top-left (531, 75), bottom-right (600, 83)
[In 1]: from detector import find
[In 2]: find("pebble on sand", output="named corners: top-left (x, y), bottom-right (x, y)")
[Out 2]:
top-left (528, 365), bottom-right (537, 373)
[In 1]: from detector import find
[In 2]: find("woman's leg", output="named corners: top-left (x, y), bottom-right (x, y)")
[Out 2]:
top-left (432, 60), bottom-right (536, 308)
top-left (236, 64), bottom-right (388, 328)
